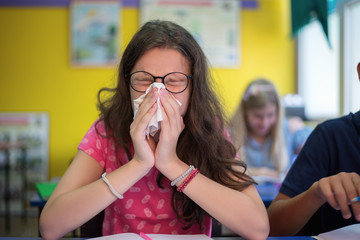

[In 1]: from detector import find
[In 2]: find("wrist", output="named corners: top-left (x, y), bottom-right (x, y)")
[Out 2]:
top-left (154, 154), bottom-right (178, 172)
top-left (309, 181), bottom-right (326, 206)
top-left (130, 156), bottom-right (153, 174)
top-left (156, 157), bottom-right (189, 182)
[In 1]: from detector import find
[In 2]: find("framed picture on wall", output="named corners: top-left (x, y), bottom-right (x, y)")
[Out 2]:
top-left (70, 0), bottom-right (120, 67)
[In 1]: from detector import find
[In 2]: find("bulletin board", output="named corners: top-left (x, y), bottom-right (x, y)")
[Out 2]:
top-left (139, 0), bottom-right (240, 68)
top-left (0, 112), bottom-right (49, 181)
top-left (0, 112), bottom-right (49, 214)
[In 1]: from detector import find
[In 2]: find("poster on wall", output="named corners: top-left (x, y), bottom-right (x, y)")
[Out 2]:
top-left (140, 0), bottom-right (240, 68)
top-left (70, 0), bottom-right (120, 67)
top-left (0, 112), bottom-right (49, 214)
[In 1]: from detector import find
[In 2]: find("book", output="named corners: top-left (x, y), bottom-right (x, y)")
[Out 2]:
top-left (35, 182), bottom-right (57, 201)
top-left (312, 223), bottom-right (360, 240)
top-left (90, 233), bottom-right (212, 240)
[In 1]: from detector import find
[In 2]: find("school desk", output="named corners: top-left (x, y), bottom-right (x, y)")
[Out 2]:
top-left (30, 181), bottom-right (280, 209)
top-left (0, 237), bottom-right (314, 240)
top-left (255, 182), bottom-right (281, 207)
top-left (29, 181), bottom-right (280, 237)
top-left (30, 182), bottom-right (57, 217)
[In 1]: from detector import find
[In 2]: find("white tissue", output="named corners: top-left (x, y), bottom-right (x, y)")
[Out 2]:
top-left (133, 83), bottom-right (182, 137)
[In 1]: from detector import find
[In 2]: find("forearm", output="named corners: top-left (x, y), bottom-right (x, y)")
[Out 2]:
top-left (40, 179), bottom-right (113, 240)
top-left (158, 160), bottom-right (269, 240)
top-left (40, 159), bottom-right (150, 240)
top-left (184, 174), bottom-right (269, 240)
top-left (267, 183), bottom-right (324, 236)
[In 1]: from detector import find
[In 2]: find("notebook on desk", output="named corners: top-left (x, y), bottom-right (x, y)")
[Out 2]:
top-left (90, 233), bottom-right (212, 240)
top-left (35, 182), bottom-right (57, 201)
top-left (312, 223), bottom-right (360, 240)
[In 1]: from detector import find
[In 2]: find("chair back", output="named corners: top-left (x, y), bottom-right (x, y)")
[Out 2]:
top-left (80, 210), bottom-right (104, 237)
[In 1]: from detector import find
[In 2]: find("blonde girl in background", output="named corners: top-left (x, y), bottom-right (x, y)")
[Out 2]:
top-left (228, 79), bottom-right (311, 179)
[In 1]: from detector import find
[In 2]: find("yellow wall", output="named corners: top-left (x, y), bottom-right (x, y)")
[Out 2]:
top-left (0, 0), bottom-right (294, 178)
top-left (217, 0), bottom-right (295, 116)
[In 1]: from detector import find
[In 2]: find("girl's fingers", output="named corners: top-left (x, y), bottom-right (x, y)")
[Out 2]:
top-left (135, 88), bottom-right (157, 119)
top-left (160, 89), bottom-right (182, 130)
top-left (140, 103), bottom-right (157, 128)
top-left (131, 102), bottom-right (157, 138)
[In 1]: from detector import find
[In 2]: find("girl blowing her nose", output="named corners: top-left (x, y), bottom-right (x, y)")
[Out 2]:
top-left (39, 20), bottom-right (269, 240)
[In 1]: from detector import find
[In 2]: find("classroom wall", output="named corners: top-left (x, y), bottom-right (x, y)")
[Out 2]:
top-left (0, 0), bottom-right (294, 179)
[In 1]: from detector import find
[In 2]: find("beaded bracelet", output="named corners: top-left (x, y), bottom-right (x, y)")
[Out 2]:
top-left (101, 172), bottom-right (124, 199)
top-left (177, 169), bottom-right (199, 192)
top-left (171, 165), bottom-right (194, 186)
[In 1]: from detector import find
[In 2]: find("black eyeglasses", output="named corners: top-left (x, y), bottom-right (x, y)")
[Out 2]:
top-left (126, 71), bottom-right (191, 94)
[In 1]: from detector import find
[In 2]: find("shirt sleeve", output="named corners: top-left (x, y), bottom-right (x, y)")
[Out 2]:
top-left (78, 120), bottom-right (107, 168)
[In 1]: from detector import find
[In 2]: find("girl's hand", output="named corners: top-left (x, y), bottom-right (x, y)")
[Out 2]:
top-left (130, 88), bottom-right (158, 169)
top-left (155, 89), bottom-right (185, 170)
top-left (314, 172), bottom-right (360, 221)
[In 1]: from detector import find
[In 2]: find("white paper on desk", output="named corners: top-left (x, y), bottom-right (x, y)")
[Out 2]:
top-left (133, 82), bottom-right (182, 137)
top-left (90, 233), bottom-right (141, 240)
top-left (90, 233), bottom-right (212, 240)
top-left (148, 234), bottom-right (212, 240)
top-left (312, 223), bottom-right (360, 240)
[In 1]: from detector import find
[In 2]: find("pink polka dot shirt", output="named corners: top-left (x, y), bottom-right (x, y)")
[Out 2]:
top-left (78, 120), bottom-right (212, 236)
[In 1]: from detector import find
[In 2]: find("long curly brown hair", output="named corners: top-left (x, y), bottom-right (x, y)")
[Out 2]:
top-left (97, 20), bottom-right (255, 230)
